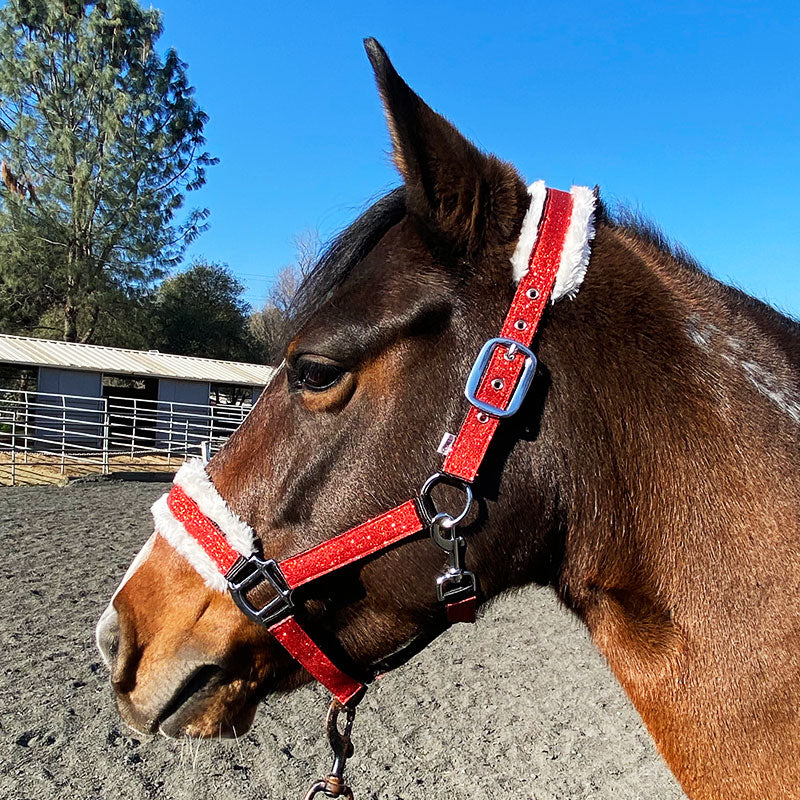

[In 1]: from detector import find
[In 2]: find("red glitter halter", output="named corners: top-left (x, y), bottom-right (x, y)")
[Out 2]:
top-left (163, 187), bottom-right (579, 707)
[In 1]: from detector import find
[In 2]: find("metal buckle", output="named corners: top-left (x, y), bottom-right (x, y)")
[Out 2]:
top-left (436, 568), bottom-right (477, 604)
top-left (464, 336), bottom-right (537, 418)
top-left (227, 555), bottom-right (294, 627)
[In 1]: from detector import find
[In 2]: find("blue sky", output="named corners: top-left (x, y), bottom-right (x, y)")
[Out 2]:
top-left (156, 1), bottom-right (800, 317)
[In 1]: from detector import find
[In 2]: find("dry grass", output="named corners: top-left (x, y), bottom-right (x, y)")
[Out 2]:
top-left (0, 451), bottom-right (180, 486)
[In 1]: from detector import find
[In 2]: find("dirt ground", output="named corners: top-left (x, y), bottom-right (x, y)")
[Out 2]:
top-left (0, 481), bottom-right (686, 800)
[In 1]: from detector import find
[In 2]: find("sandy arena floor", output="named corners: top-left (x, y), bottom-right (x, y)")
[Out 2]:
top-left (0, 481), bottom-right (686, 800)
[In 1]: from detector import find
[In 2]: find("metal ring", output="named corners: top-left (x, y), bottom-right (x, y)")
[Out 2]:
top-left (418, 472), bottom-right (473, 527)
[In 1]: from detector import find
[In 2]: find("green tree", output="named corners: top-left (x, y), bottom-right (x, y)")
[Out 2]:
top-left (0, 0), bottom-right (216, 343)
top-left (154, 260), bottom-right (253, 361)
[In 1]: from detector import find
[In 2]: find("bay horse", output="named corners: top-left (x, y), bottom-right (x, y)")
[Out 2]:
top-left (96, 39), bottom-right (800, 800)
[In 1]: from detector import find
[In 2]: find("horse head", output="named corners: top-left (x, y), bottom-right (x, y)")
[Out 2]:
top-left (95, 39), bottom-right (568, 738)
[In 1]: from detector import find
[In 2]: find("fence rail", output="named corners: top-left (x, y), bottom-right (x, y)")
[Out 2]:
top-left (0, 388), bottom-right (252, 485)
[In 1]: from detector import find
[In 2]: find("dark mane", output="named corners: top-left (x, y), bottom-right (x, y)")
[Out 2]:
top-left (289, 188), bottom-right (795, 342)
top-left (601, 198), bottom-right (800, 329)
top-left (598, 199), bottom-right (706, 275)
top-left (287, 188), bottom-right (407, 337)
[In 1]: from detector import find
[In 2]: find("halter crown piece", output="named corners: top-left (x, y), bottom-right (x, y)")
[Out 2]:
top-left (152, 183), bottom-right (595, 749)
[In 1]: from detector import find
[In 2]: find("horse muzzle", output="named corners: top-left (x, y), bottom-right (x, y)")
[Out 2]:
top-left (94, 534), bottom-right (280, 738)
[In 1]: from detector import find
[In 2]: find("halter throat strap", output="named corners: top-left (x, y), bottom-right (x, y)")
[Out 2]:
top-left (153, 184), bottom-right (595, 707)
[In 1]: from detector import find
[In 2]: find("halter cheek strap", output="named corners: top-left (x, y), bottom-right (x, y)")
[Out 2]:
top-left (151, 184), bottom-right (596, 708)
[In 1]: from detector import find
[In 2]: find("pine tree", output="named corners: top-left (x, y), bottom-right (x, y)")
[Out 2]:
top-left (0, 0), bottom-right (216, 342)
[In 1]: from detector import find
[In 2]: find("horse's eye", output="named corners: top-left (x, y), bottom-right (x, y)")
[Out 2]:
top-left (293, 357), bottom-right (345, 392)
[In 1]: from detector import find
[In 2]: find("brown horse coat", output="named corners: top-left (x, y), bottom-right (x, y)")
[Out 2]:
top-left (97, 39), bottom-right (800, 800)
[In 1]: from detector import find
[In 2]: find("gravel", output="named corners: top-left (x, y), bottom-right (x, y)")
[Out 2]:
top-left (0, 481), bottom-right (686, 800)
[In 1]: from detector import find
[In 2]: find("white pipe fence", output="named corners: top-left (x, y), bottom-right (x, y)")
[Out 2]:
top-left (0, 388), bottom-right (253, 485)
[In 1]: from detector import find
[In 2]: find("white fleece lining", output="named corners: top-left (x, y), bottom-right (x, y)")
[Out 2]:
top-left (552, 185), bottom-right (596, 302)
top-left (511, 181), bottom-right (596, 303)
top-left (173, 459), bottom-right (255, 556)
top-left (151, 493), bottom-right (229, 592)
top-left (145, 459), bottom-right (259, 593)
top-left (510, 180), bottom-right (546, 283)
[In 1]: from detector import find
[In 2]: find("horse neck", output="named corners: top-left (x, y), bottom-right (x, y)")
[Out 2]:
top-left (531, 222), bottom-right (800, 798)
top-left (545, 222), bottom-right (800, 605)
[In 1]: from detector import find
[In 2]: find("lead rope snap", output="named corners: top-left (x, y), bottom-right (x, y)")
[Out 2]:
top-left (303, 700), bottom-right (357, 800)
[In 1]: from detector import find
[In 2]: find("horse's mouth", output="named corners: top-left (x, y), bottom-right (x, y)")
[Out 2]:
top-left (113, 661), bottom-right (243, 739)
top-left (154, 663), bottom-right (225, 737)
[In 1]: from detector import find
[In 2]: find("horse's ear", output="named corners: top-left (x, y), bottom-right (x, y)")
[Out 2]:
top-left (364, 38), bottom-right (527, 257)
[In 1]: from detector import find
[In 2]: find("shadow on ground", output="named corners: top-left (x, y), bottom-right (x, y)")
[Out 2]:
top-left (0, 482), bottom-right (686, 800)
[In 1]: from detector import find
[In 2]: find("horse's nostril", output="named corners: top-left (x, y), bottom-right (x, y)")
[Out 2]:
top-left (95, 605), bottom-right (120, 668)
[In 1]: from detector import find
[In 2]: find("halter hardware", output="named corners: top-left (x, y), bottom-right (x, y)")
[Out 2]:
top-left (304, 700), bottom-right (357, 800)
top-left (417, 471), bottom-right (473, 528)
top-left (228, 555), bottom-right (294, 627)
top-left (464, 336), bottom-right (537, 418)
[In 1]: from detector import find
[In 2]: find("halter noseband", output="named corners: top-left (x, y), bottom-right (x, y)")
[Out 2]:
top-left (152, 183), bottom-right (595, 708)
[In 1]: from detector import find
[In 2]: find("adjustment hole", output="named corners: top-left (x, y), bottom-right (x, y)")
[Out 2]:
top-left (526, 288), bottom-right (540, 300)
top-left (477, 412), bottom-right (489, 423)
top-left (491, 378), bottom-right (504, 391)
top-left (514, 320), bottom-right (527, 331)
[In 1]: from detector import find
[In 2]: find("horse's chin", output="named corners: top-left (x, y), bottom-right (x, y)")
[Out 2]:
top-left (158, 698), bottom-right (259, 740)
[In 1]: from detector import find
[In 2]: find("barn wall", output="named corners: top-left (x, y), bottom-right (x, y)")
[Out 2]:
top-left (35, 368), bottom-right (103, 451)
top-left (38, 367), bottom-right (102, 398)
top-left (156, 379), bottom-right (211, 452)
top-left (157, 378), bottom-right (209, 407)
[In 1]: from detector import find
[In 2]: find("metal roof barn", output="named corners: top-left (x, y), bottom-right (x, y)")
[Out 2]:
top-left (0, 334), bottom-right (275, 386)
top-left (0, 335), bottom-right (276, 484)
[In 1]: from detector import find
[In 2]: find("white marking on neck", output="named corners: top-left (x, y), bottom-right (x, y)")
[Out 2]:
top-left (687, 317), bottom-right (800, 426)
top-left (741, 360), bottom-right (800, 425)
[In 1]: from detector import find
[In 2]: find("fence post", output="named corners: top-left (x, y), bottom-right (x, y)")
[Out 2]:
top-left (10, 415), bottom-right (16, 486)
top-left (23, 390), bottom-right (29, 464)
top-left (131, 398), bottom-right (137, 459)
top-left (102, 397), bottom-right (110, 475)
top-left (60, 394), bottom-right (66, 476)
top-left (165, 402), bottom-right (172, 467)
